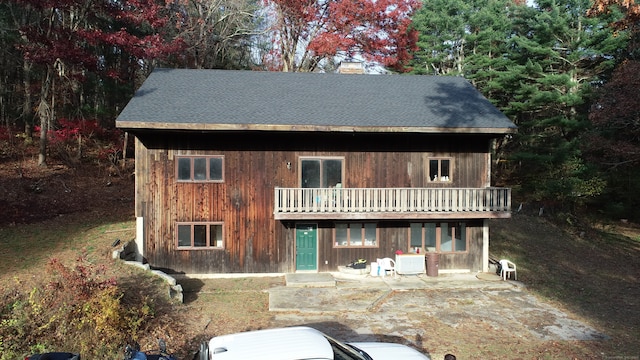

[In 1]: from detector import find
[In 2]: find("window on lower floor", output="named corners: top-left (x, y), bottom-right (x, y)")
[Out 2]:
top-left (177, 222), bottom-right (224, 249)
top-left (409, 222), bottom-right (466, 253)
top-left (411, 222), bottom-right (436, 252)
top-left (334, 222), bottom-right (378, 247)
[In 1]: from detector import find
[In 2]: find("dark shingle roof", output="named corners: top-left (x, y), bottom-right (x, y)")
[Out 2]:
top-left (116, 68), bottom-right (516, 134)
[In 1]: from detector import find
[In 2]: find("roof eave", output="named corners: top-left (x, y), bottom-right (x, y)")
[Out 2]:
top-left (116, 121), bottom-right (518, 135)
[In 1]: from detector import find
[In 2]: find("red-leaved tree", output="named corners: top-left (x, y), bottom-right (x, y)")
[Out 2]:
top-left (10, 0), bottom-right (183, 165)
top-left (586, 0), bottom-right (640, 168)
top-left (589, 0), bottom-right (640, 55)
top-left (585, 60), bottom-right (640, 169)
top-left (261, 0), bottom-right (421, 72)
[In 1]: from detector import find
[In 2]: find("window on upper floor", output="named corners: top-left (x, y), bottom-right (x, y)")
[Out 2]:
top-left (300, 157), bottom-right (343, 188)
top-left (334, 222), bottom-right (378, 248)
top-left (429, 158), bottom-right (452, 182)
top-left (176, 156), bottom-right (224, 182)
top-left (177, 222), bottom-right (224, 249)
top-left (409, 222), bottom-right (467, 253)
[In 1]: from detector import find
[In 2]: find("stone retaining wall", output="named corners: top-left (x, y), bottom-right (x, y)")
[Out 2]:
top-left (112, 241), bottom-right (183, 303)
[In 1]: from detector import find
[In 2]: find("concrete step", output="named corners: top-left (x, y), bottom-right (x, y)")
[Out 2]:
top-left (285, 273), bottom-right (336, 287)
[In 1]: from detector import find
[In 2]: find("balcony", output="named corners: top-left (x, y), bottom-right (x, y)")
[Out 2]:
top-left (274, 187), bottom-right (511, 220)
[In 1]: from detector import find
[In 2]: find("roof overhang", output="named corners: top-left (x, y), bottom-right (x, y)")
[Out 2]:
top-left (116, 121), bottom-right (517, 135)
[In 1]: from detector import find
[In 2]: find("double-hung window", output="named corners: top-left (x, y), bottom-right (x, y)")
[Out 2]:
top-left (176, 156), bottom-right (224, 182)
top-left (177, 222), bottom-right (224, 249)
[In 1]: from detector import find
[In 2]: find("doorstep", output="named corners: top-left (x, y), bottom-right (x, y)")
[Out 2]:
top-left (285, 272), bottom-right (336, 288)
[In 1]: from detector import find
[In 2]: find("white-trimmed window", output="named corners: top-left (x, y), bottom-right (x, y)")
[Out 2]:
top-left (177, 222), bottom-right (224, 249)
top-left (176, 156), bottom-right (224, 182)
top-left (334, 222), bottom-right (378, 248)
top-left (429, 158), bottom-right (452, 182)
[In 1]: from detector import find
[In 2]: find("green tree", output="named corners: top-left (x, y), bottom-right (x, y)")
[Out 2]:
top-left (463, 0), bottom-right (516, 99)
top-left (409, 0), bottom-right (626, 211)
top-left (582, 0), bottom-right (640, 219)
top-left (409, 0), bottom-right (470, 75)
top-left (461, 0), bottom-right (520, 170)
top-left (500, 0), bottom-right (626, 206)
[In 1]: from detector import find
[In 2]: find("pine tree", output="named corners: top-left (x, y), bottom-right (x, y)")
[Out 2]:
top-left (409, 0), bottom-right (470, 75)
top-left (499, 0), bottom-right (626, 204)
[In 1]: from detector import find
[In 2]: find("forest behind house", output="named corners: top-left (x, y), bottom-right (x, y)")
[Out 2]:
top-left (1, 1), bottom-right (640, 358)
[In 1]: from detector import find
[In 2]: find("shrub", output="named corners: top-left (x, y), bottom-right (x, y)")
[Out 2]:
top-left (0, 258), bottom-right (156, 359)
top-left (34, 118), bottom-right (125, 166)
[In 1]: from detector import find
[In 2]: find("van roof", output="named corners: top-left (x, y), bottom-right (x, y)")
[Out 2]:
top-left (208, 326), bottom-right (334, 360)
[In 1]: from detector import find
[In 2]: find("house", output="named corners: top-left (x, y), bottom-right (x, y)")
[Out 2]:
top-left (115, 68), bottom-right (516, 276)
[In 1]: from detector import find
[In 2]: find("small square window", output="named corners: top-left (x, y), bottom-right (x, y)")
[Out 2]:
top-left (193, 158), bottom-right (207, 181)
top-left (177, 224), bottom-right (192, 247)
top-left (209, 158), bottom-right (223, 181)
top-left (177, 158), bottom-right (192, 180)
top-left (210, 224), bottom-right (223, 247)
top-left (193, 225), bottom-right (207, 247)
top-left (429, 158), bottom-right (452, 182)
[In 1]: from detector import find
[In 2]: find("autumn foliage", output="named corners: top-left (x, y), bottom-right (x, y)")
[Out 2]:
top-left (589, 0), bottom-right (640, 26)
top-left (584, 60), bottom-right (640, 169)
top-left (0, 258), bottom-right (155, 358)
top-left (13, 0), bottom-right (183, 80)
top-left (262, 0), bottom-right (421, 72)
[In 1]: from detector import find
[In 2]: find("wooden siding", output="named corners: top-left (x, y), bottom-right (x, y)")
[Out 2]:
top-left (309, 221), bottom-right (484, 272)
top-left (134, 131), bottom-right (504, 274)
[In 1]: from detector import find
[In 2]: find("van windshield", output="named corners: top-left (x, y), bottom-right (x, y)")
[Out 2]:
top-left (323, 335), bottom-right (371, 360)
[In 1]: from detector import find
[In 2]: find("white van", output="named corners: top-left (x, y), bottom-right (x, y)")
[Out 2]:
top-left (197, 326), bottom-right (431, 360)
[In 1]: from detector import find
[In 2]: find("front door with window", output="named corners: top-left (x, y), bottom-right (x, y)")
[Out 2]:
top-left (296, 224), bottom-right (317, 271)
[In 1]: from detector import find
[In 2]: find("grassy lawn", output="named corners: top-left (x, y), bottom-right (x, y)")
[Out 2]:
top-left (490, 214), bottom-right (640, 358)
top-left (0, 212), bottom-right (135, 282)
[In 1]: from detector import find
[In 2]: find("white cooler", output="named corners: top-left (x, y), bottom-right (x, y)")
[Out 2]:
top-left (370, 262), bottom-right (379, 276)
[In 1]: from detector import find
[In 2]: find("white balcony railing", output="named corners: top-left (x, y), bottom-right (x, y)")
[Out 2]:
top-left (274, 187), bottom-right (511, 218)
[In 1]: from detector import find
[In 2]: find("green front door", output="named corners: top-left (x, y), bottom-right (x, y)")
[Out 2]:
top-left (296, 224), bottom-right (317, 271)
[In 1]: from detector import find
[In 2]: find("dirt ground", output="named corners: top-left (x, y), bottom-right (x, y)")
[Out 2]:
top-left (0, 154), bottom-right (133, 226)
top-left (2, 152), bottom-right (639, 359)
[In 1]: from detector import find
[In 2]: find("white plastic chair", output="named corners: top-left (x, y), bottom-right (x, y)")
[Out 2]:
top-left (377, 257), bottom-right (396, 278)
top-left (499, 259), bottom-right (517, 280)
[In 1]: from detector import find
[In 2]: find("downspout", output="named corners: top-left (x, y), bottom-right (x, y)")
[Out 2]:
top-left (483, 219), bottom-right (489, 273)
top-left (134, 137), bottom-right (144, 262)
top-left (136, 217), bottom-right (144, 262)
top-left (483, 139), bottom-right (493, 273)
